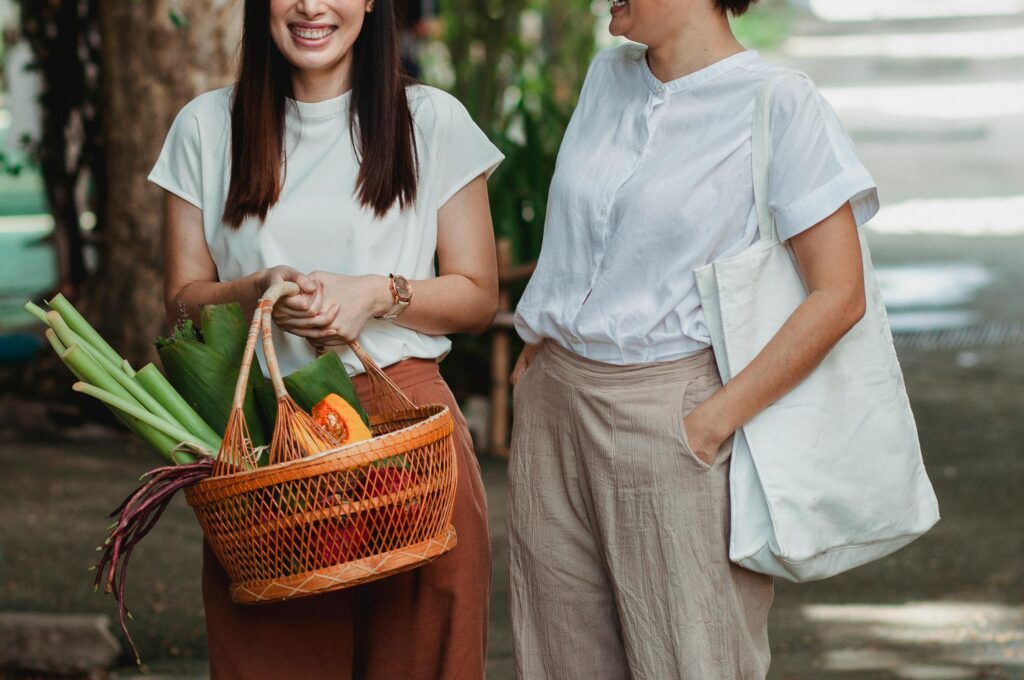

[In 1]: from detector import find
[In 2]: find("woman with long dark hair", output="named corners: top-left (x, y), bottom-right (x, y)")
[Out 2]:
top-left (149, 1), bottom-right (502, 677)
top-left (508, 0), bottom-right (878, 677)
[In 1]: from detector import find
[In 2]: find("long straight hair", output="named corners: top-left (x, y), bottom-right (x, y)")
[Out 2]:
top-left (222, 0), bottom-right (418, 227)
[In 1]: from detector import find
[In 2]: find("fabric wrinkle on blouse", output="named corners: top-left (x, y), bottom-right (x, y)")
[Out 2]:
top-left (149, 84), bottom-right (504, 376)
top-left (514, 44), bottom-right (879, 365)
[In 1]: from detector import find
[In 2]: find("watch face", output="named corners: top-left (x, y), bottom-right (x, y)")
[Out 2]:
top-left (394, 276), bottom-right (412, 301)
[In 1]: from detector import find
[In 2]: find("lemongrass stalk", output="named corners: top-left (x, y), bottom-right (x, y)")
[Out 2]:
top-left (120, 411), bottom-right (188, 464)
top-left (47, 294), bottom-right (126, 370)
top-left (72, 382), bottom-right (208, 461)
top-left (47, 311), bottom-right (103, 362)
top-left (50, 340), bottom-right (174, 460)
top-left (63, 345), bottom-right (136, 406)
top-left (63, 346), bottom-right (182, 463)
top-left (50, 319), bottom-right (200, 454)
top-left (48, 312), bottom-right (163, 421)
top-left (45, 329), bottom-right (66, 356)
top-left (135, 363), bottom-right (222, 451)
top-left (96, 358), bottom-right (182, 432)
top-left (24, 301), bottom-right (50, 326)
top-left (56, 357), bottom-right (84, 381)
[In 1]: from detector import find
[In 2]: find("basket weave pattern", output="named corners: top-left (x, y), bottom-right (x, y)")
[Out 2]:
top-left (184, 283), bottom-right (459, 604)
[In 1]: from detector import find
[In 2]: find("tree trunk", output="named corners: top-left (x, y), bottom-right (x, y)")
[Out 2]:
top-left (84, 0), bottom-right (240, 365)
top-left (17, 0), bottom-right (102, 295)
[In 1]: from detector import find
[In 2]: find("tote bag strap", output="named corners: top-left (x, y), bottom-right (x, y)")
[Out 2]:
top-left (751, 69), bottom-right (811, 245)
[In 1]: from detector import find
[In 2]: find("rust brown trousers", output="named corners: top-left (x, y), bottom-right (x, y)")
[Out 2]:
top-left (202, 358), bottom-right (491, 680)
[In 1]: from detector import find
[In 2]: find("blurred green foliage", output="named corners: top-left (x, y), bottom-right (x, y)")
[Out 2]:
top-left (731, 1), bottom-right (792, 50)
top-left (438, 0), bottom-right (595, 263)
top-left (431, 0), bottom-right (596, 398)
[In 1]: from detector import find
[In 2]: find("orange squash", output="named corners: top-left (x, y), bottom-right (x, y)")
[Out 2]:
top-left (312, 394), bottom-right (372, 445)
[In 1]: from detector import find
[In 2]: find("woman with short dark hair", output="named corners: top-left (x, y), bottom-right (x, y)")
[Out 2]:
top-left (150, 1), bottom-right (502, 677)
top-left (508, 0), bottom-right (878, 677)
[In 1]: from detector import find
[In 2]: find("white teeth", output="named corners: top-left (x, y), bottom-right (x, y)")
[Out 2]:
top-left (611, 0), bottom-right (627, 7)
top-left (291, 26), bottom-right (335, 40)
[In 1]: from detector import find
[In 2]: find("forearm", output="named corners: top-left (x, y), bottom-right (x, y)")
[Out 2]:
top-left (165, 275), bottom-right (262, 327)
top-left (699, 288), bottom-right (864, 442)
top-left (392, 274), bottom-right (498, 336)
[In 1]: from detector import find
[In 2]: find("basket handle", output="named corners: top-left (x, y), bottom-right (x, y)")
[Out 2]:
top-left (228, 281), bottom-right (419, 417)
top-left (257, 281), bottom-right (301, 400)
top-left (343, 339), bottom-right (418, 416)
top-left (227, 283), bottom-right (296, 411)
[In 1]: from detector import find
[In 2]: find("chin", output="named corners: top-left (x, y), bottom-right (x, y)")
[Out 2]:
top-left (608, 18), bottom-right (630, 39)
top-left (295, 53), bottom-right (344, 72)
top-left (281, 43), bottom-right (345, 72)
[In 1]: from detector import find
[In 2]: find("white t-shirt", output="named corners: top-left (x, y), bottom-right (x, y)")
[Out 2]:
top-left (149, 85), bottom-right (503, 376)
top-left (514, 45), bottom-right (879, 365)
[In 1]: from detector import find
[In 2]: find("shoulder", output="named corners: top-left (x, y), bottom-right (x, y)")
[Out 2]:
top-left (738, 61), bottom-right (821, 119)
top-left (165, 87), bottom-right (233, 150)
top-left (173, 86), bottom-right (233, 127)
top-left (587, 43), bottom-right (644, 79)
top-left (406, 84), bottom-right (477, 136)
top-left (592, 42), bottom-right (644, 67)
top-left (570, 43), bottom-right (644, 102)
top-left (408, 85), bottom-right (467, 118)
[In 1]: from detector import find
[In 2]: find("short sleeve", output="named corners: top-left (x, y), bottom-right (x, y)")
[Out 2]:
top-left (148, 99), bottom-right (204, 209)
top-left (768, 74), bottom-right (879, 242)
top-left (430, 93), bottom-right (504, 206)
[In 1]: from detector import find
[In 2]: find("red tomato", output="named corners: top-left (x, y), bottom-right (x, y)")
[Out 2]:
top-left (364, 466), bottom-right (421, 544)
top-left (313, 515), bottom-right (370, 565)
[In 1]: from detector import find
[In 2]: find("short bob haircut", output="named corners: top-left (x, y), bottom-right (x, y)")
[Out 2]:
top-left (716, 0), bottom-right (759, 15)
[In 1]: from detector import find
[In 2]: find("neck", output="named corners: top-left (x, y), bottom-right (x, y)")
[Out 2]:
top-left (645, 9), bottom-right (745, 83)
top-left (290, 55), bottom-right (353, 102)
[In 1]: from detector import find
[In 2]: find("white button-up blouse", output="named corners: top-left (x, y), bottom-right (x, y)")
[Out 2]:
top-left (514, 45), bottom-right (879, 364)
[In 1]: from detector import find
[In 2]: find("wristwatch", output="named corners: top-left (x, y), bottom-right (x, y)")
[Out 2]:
top-left (382, 274), bottom-right (412, 319)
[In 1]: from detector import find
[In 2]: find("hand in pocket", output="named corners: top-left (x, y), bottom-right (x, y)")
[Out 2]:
top-left (682, 406), bottom-right (725, 466)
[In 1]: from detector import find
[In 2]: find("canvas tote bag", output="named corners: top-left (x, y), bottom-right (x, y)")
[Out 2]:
top-left (693, 71), bottom-right (940, 582)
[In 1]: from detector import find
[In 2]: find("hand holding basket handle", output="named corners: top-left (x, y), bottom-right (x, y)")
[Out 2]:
top-left (215, 281), bottom-right (418, 475)
top-left (188, 281), bottom-right (460, 604)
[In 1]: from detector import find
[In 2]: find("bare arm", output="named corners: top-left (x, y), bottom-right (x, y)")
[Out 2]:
top-left (162, 193), bottom-right (317, 325)
top-left (288, 174), bottom-right (499, 344)
top-left (683, 202), bottom-right (867, 462)
top-left (397, 173), bottom-right (500, 334)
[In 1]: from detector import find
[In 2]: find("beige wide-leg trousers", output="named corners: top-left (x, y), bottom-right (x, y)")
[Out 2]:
top-left (508, 342), bottom-right (774, 680)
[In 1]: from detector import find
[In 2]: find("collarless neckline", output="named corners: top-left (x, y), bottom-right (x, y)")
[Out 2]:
top-left (286, 90), bottom-right (351, 120)
top-left (639, 48), bottom-right (760, 95)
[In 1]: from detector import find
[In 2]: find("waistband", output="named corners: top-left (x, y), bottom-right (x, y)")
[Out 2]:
top-left (540, 340), bottom-right (718, 387)
top-left (351, 357), bottom-right (442, 395)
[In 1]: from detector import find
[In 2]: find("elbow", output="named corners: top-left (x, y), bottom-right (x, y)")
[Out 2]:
top-left (164, 283), bottom-right (195, 328)
top-left (841, 284), bottom-right (867, 333)
top-left (466, 296), bottom-right (499, 335)
top-left (471, 306), bottom-right (499, 335)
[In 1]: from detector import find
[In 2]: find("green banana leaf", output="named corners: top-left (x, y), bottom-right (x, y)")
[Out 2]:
top-left (156, 306), bottom-right (268, 446)
top-left (200, 303), bottom-right (251, 360)
top-left (255, 351), bottom-right (369, 437)
top-left (157, 339), bottom-right (268, 446)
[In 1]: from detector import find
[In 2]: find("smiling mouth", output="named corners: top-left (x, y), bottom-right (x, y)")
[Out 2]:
top-left (289, 24), bottom-right (337, 40)
top-left (611, 0), bottom-right (627, 8)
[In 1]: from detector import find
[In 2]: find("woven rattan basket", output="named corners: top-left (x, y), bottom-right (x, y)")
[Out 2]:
top-left (184, 283), bottom-right (458, 604)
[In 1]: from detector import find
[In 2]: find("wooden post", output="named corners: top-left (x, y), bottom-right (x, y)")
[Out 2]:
top-left (489, 238), bottom-right (513, 458)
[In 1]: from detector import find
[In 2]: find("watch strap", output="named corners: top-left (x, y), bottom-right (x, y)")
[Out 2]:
top-left (382, 274), bottom-right (411, 319)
